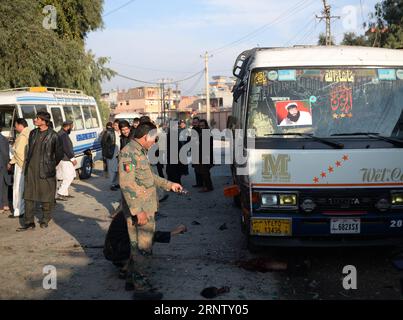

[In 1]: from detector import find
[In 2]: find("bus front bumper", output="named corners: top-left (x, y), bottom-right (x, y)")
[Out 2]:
top-left (249, 213), bottom-right (403, 247)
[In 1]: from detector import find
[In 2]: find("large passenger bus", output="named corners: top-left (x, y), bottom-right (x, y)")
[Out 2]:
top-left (0, 87), bottom-right (103, 179)
top-left (227, 46), bottom-right (403, 249)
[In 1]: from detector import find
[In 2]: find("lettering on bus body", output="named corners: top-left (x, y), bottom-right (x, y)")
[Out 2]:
top-left (361, 168), bottom-right (403, 183)
top-left (261, 154), bottom-right (291, 183)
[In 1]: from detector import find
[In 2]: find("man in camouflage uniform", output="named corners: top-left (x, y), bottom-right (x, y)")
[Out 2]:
top-left (119, 121), bottom-right (182, 300)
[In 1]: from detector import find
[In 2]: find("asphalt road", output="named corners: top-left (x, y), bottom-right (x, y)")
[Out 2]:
top-left (0, 160), bottom-right (402, 300)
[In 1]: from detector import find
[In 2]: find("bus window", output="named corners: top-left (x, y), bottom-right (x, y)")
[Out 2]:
top-left (64, 105), bottom-right (84, 131)
top-left (89, 105), bottom-right (99, 128)
top-left (20, 105), bottom-right (37, 129)
top-left (82, 106), bottom-right (95, 129)
top-left (51, 107), bottom-right (63, 132)
top-left (72, 106), bottom-right (84, 130)
top-left (0, 105), bottom-right (16, 132)
top-left (36, 105), bottom-right (48, 113)
top-left (82, 105), bottom-right (100, 129)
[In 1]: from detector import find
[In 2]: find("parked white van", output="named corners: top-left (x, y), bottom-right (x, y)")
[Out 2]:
top-left (114, 112), bottom-right (143, 125)
top-left (0, 87), bottom-right (103, 179)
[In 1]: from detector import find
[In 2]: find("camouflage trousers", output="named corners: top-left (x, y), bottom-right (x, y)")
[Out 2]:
top-left (124, 214), bottom-right (156, 288)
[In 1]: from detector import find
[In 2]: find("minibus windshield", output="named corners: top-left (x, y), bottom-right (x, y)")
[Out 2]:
top-left (246, 67), bottom-right (403, 139)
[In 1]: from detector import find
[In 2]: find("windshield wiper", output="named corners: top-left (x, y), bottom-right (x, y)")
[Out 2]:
top-left (265, 133), bottom-right (344, 149)
top-left (331, 132), bottom-right (403, 147)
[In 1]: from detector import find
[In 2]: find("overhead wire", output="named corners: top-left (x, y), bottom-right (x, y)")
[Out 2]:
top-left (103, 0), bottom-right (138, 17)
top-left (209, 0), bottom-right (317, 55)
top-left (116, 69), bottom-right (204, 86)
top-left (181, 71), bottom-right (205, 95)
top-left (282, 16), bottom-right (316, 47)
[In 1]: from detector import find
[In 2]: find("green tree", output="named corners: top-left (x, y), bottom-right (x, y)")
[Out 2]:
top-left (0, 0), bottom-right (116, 125)
top-left (317, 33), bottom-right (335, 46)
top-left (339, 0), bottom-right (403, 48)
top-left (341, 32), bottom-right (370, 46)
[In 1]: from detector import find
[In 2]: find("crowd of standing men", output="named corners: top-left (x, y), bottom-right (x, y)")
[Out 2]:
top-left (0, 112), bottom-right (83, 229)
top-left (1, 112), bottom-right (215, 300)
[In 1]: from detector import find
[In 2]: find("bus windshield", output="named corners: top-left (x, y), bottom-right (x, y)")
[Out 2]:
top-left (246, 67), bottom-right (403, 138)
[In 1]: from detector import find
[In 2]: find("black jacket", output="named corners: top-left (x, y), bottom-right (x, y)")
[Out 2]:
top-left (120, 135), bottom-right (131, 150)
top-left (0, 135), bottom-right (11, 186)
top-left (25, 128), bottom-right (64, 179)
top-left (58, 129), bottom-right (75, 161)
top-left (101, 128), bottom-right (116, 159)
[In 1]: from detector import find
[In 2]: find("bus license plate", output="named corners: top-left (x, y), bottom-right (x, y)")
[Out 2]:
top-left (330, 219), bottom-right (361, 234)
top-left (251, 219), bottom-right (292, 236)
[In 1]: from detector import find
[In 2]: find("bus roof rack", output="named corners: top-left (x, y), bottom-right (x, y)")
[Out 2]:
top-left (0, 87), bottom-right (84, 94)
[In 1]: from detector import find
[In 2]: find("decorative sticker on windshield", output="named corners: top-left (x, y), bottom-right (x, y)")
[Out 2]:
top-left (330, 83), bottom-right (353, 119)
top-left (396, 70), bottom-right (403, 80)
top-left (253, 71), bottom-right (268, 86)
top-left (278, 70), bottom-right (296, 81)
top-left (275, 100), bottom-right (313, 127)
top-left (268, 71), bottom-right (278, 81)
top-left (378, 69), bottom-right (396, 81)
top-left (325, 70), bottom-right (355, 83)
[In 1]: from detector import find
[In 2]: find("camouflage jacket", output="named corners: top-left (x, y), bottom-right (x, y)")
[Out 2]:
top-left (119, 140), bottom-right (173, 216)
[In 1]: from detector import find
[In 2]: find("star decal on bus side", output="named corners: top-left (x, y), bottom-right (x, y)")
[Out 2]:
top-left (310, 155), bottom-right (350, 184)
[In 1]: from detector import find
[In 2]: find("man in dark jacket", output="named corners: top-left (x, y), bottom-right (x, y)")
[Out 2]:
top-left (56, 121), bottom-right (77, 201)
top-left (100, 122), bottom-right (113, 174)
top-left (119, 120), bottom-right (131, 150)
top-left (17, 111), bottom-right (63, 231)
top-left (102, 119), bottom-right (120, 190)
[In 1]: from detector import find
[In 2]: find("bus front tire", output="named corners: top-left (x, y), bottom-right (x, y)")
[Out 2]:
top-left (79, 156), bottom-right (93, 180)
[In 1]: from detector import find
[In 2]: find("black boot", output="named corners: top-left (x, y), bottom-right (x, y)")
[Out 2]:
top-left (132, 276), bottom-right (163, 300)
top-left (16, 223), bottom-right (35, 232)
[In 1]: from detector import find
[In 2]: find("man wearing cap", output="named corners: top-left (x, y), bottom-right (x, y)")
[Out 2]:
top-left (56, 120), bottom-right (77, 201)
top-left (280, 102), bottom-right (312, 126)
top-left (18, 111), bottom-right (63, 231)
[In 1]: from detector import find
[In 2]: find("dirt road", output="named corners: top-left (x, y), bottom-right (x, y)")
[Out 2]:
top-left (0, 161), bottom-right (402, 300)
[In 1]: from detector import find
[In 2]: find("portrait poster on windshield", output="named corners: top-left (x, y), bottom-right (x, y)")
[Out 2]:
top-left (276, 100), bottom-right (313, 127)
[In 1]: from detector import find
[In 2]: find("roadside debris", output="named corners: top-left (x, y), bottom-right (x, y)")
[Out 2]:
top-left (237, 257), bottom-right (311, 274)
top-left (237, 258), bottom-right (287, 272)
top-left (191, 221), bottom-right (201, 225)
top-left (200, 286), bottom-right (230, 299)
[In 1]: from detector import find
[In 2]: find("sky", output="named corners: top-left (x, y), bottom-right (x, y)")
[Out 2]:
top-left (86, 0), bottom-right (380, 95)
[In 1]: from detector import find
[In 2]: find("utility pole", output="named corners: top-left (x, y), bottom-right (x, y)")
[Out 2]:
top-left (159, 79), bottom-right (166, 125)
top-left (202, 51), bottom-right (212, 124)
top-left (316, 0), bottom-right (340, 46)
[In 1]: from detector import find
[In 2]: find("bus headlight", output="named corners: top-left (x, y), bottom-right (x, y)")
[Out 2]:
top-left (279, 194), bottom-right (297, 206)
top-left (261, 194), bottom-right (278, 207)
top-left (391, 193), bottom-right (403, 207)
